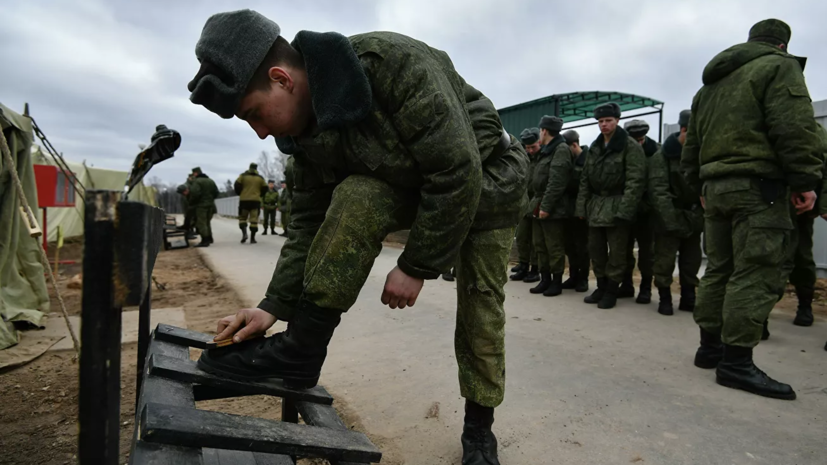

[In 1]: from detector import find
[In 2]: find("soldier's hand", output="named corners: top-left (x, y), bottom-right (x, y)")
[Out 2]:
top-left (214, 308), bottom-right (278, 343)
top-left (381, 266), bottom-right (424, 310)
top-left (792, 191), bottom-right (817, 215)
top-left (700, 196), bottom-right (705, 209)
top-left (539, 210), bottom-right (550, 219)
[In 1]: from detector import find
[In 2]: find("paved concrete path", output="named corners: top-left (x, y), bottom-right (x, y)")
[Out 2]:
top-left (199, 217), bottom-right (827, 465)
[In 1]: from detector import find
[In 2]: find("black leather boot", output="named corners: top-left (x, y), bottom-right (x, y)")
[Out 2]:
top-left (509, 263), bottom-right (529, 281)
top-left (530, 272), bottom-right (552, 294)
top-left (598, 279), bottom-right (620, 309)
top-left (584, 277), bottom-right (605, 304)
top-left (657, 287), bottom-right (673, 316)
top-left (250, 228), bottom-right (258, 244)
top-left (761, 320), bottom-right (770, 341)
top-left (442, 268), bottom-right (456, 282)
top-left (561, 268), bottom-right (577, 290)
top-left (678, 286), bottom-right (696, 311)
top-left (240, 225), bottom-right (248, 244)
top-left (271, 227), bottom-right (277, 235)
top-left (636, 275), bottom-right (652, 304)
top-left (510, 262), bottom-right (525, 273)
top-left (461, 401), bottom-right (500, 465)
top-left (262, 228), bottom-right (268, 236)
top-left (197, 301), bottom-right (342, 389)
top-left (793, 287), bottom-right (814, 327)
top-left (280, 229), bottom-right (289, 237)
top-left (543, 273), bottom-right (563, 297)
top-left (523, 266), bottom-right (540, 283)
top-left (618, 273), bottom-right (635, 298)
top-left (195, 237), bottom-right (210, 248)
top-left (575, 269), bottom-right (590, 293)
top-left (694, 328), bottom-right (723, 369)
top-left (716, 345), bottom-right (796, 400)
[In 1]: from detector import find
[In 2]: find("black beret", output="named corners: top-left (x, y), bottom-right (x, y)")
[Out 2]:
top-left (562, 130), bottom-right (580, 145)
top-left (538, 115), bottom-right (564, 132)
top-left (594, 102), bottom-right (621, 120)
top-left (749, 19), bottom-right (791, 46)
top-left (624, 119), bottom-right (650, 137)
top-left (192, 167), bottom-right (202, 174)
top-left (678, 110), bottom-right (691, 128)
top-left (520, 127), bottom-right (541, 145)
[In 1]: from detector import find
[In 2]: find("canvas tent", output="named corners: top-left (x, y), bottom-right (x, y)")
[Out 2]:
top-left (0, 103), bottom-right (50, 350)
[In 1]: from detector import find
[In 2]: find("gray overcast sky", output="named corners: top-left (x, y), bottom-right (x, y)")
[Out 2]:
top-left (2, 0), bottom-right (825, 186)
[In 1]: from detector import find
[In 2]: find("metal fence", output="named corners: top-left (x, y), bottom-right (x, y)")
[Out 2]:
top-left (214, 196), bottom-right (240, 217)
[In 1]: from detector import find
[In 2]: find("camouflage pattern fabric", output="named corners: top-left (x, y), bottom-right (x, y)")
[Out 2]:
top-left (694, 178), bottom-right (793, 348)
top-left (235, 169), bottom-right (268, 202)
top-left (533, 220), bottom-right (566, 274)
top-left (564, 217), bottom-right (589, 275)
top-left (624, 213), bottom-right (654, 277)
top-left (238, 204), bottom-right (261, 229)
top-left (652, 233), bottom-right (702, 289)
top-left (263, 189), bottom-right (280, 230)
top-left (515, 216), bottom-right (536, 266)
top-left (194, 206), bottom-right (214, 240)
top-left (530, 136), bottom-right (574, 220)
top-left (188, 173), bottom-right (219, 238)
top-left (588, 225), bottom-right (632, 282)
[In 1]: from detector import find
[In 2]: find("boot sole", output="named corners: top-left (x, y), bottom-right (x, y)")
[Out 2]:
top-left (543, 291), bottom-right (562, 297)
top-left (197, 358), bottom-right (320, 390)
top-left (658, 308), bottom-right (674, 316)
top-left (793, 318), bottom-right (813, 327)
top-left (716, 376), bottom-right (797, 400)
top-left (636, 298), bottom-right (651, 304)
top-left (678, 307), bottom-right (694, 312)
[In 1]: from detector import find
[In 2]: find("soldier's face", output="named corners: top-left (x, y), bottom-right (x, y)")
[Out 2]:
top-left (268, 182), bottom-right (275, 189)
top-left (598, 117), bottom-right (618, 135)
top-left (679, 127), bottom-right (688, 145)
top-left (634, 135), bottom-right (646, 144)
top-left (569, 143), bottom-right (582, 155)
top-left (525, 141), bottom-right (541, 155)
top-left (236, 66), bottom-right (313, 139)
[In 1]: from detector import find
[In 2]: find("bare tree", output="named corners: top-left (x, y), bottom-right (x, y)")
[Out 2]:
top-left (257, 150), bottom-right (286, 183)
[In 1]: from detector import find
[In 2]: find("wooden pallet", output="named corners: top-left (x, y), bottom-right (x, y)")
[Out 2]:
top-left (163, 215), bottom-right (189, 250)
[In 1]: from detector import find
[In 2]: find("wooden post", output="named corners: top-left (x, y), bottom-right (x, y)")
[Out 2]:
top-left (136, 285), bottom-right (152, 409)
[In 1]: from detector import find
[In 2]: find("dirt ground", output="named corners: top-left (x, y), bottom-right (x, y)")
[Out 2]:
top-left (0, 243), bottom-right (389, 465)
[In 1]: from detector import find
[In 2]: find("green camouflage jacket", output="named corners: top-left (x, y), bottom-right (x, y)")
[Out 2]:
top-left (188, 174), bottom-right (219, 208)
top-left (648, 132), bottom-right (703, 237)
top-left (681, 42), bottom-right (823, 194)
top-left (234, 169), bottom-right (268, 202)
top-left (279, 155), bottom-right (294, 212)
top-left (523, 152), bottom-right (539, 217)
top-left (531, 135), bottom-right (574, 220)
top-left (262, 189), bottom-right (279, 211)
top-left (567, 146), bottom-right (588, 207)
top-left (636, 136), bottom-right (660, 215)
top-left (575, 127), bottom-right (646, 227)
top-left (259, 31), bottom-right (528, 317)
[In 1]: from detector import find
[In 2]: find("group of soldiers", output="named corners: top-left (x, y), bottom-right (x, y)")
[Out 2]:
top-left (177, 166), bottom-right (219, 248)
top-left (233, 159), bottom-right (294, 244)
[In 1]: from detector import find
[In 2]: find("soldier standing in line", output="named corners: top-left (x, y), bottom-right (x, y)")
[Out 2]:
top-left (235, 162), bottom-right (269, 244)
top-left (186, 11), bottom-right (528, 462)
top-left (262, 179), bottom-right (280, 236)
top-left (682, 19), bottom-right (822, 400)
top-left (648, 110), bottom-right (703, 316)
top-left (576, 103), bottom-right (646, 309)
top-left (562, 130), bottom-right (590, 292)
top-left (189, 167), bottom-right (220, 247)
top-left (279, 156), bottom-right (294, 237)
top-left (619, 120), bottom-right (659, 304)
top-left (178, 173), bottom-right (197, 239)
top-left (529, 116), bottom-right (574, 297)
top-left (510, 127), bottom-right (541, 283)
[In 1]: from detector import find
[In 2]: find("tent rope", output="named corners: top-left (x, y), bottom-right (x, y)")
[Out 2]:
top-left (0, 127), bottom-right (80, 356)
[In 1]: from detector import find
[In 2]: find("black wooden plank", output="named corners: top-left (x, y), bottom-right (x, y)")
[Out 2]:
top-left (202, 448), bottom-right (295, 465)
top-left (140, 403), bottom-right (382, 463)
top-left (295, 402), bottom-right (368, 465)
top-left (148, 354), bottom-right (334, 405)
top-left (154, 323), bottom-right (217, 349)
top-left (282, 398), bottom-right (299, 423)
top-left (193, 384), bottom-right (258, 402)
top-left (130, 441), bottom-right (202, 465)
top-left (136, 286), bottom-right (152, 409)
top-left (115, 201), bottom-right (165, 307)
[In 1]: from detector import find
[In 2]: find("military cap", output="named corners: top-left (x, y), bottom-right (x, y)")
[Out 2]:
top-left (624, 119), bottom-right (650, 137)
top-left (188, 10), bottom-right (282, 119)
top-left (563, 130), bottom-right (580, 145)
top-left (594, 102), bottom-right (621, 120)
top-left (250, 162), bottom-right (258, 170)
top-left (192, 167), bottom-right (202, 174)
top-left (748, 19), bottom-right (791, 46)
top-left (176, 184), bottom-right (188, 194)
top-left (678, 110), bottom-right (691, 128)
top-left (538, 115), bottom-right (564, 133)
top-left (520, 127), bottom-right (541, 145)
top-left (268, 179), bottom-right (275, 183)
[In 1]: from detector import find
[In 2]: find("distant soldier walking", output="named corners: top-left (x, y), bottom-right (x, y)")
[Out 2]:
top-left (562, 130), bottom-right (590, 292)
top-left (189, 167), bottom-right (219, 247)
top-left (682, 19), bottom-right (822, 400)
top-left (262, 179), bottom-right (280, 236)
top-left (510, 127), bottom-right (541, 283)
top-left (235, 162), bottom-right (268, 243)
top-left (278, 156), bottom-right (294, 237)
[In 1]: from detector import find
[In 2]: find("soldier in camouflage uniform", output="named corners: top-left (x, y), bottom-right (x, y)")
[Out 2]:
top-left (562, 130), bottom-right (590, 292)
top-left (681, 19), bottom-right (822, 400)
top-left (529, 116), bottom-right (574, 297)
top-left (620, 120), bottom-right (660, 304)
top-left (179, 172), bottom-right (197, 239)
top-left (576, 103), bottom-right (646, 309)
top-left (186, 10), bottom-right (528, 463)
top-left (279, 156), bottom-right (294, 237)
top-left (235, 162), bottom-right (269, 244)
top-left (648, 111), bottom-right (703, 316)
top-left (189, 167), bottom-right (220, 247)
top-left (262, 179), bottom-right (280, 235)
top-left (510, 127), bottom-right (541, 283)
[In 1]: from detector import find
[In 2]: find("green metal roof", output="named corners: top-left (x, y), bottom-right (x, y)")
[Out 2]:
top-left (498, 91), bottom-right (664, 138)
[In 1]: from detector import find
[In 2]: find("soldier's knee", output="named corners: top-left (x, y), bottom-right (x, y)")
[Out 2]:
top-left (329, 175), bottom-right (400, 221)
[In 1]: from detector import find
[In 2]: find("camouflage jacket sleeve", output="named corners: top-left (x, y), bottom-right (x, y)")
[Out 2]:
top-left (540, 143), bottom-right (573, 214)
top-left (575, 154), bottom-right (591, 218)
top-left (208, 179), bottom-right (219, 201)
top-left (362, 49), bottom-right (481, 280)
top-left (616, 141), bottom-right (646, 222)
top-left (681, 95), bottom-right (702, 195)
top-left (258, 156), bottom-right (335, 321)
top-left (648, 153), bottom-right (680, 231)
top-left (188, 180), bottom-right (203, 205)
top-left (765, 58), bottom-right (823, 192)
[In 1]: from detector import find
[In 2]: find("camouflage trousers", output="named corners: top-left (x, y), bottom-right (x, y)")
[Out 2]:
top-left (194, 206), bottom-right (214, 240)
top-left (589, 224), bottom-right (632, 283)
top-left (694, 178), bottom-right (792, 348)
top-left (780, 211), bottom-right (816, 292)
top-left (533, 219), bottom-right (566, 274)
top-left (184, 206), bottom-right (195, 232)
top-left (262, 209), bottom-right (277, 230)
top-left (652, 232), bottom-right (702, 289)
top-left (238, 201), bottom-right (261, 230)
top-left (564, 217), bottom-right (590, 275)
top-left (281, 209), bottom-right (291, 232)
top-left (303, 175), bottom-right (512, 408)
top-left (625, 211), bottom-right (654, 277)
top-left (515, 216), bottom-right (537, 266)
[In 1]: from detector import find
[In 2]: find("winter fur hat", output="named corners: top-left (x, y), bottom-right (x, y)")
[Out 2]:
top-left (594, 102), bottom-right (621, 120)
